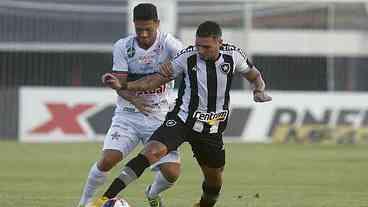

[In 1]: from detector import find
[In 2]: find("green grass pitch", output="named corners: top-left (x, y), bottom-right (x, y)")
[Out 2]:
top-left (0, 141), bottom-right (367, 207)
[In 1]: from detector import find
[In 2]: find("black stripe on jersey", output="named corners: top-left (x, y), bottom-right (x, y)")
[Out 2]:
top-left (246, 58), bottom-right (254, 68)
top-left (127, 72), bottom-right (156, 81)
top-left (111, 71), bottom-right (128, 74)
top-left (203, 60), bottom-right (218, 134)
top-left (186, 54), bottom-right (199, 128)
top-left (219, 54), bottom-right (234, 133)
top-left (111, 71), bottom-right (128, 77)
top-left (167, 74), bottom-right (186, 119)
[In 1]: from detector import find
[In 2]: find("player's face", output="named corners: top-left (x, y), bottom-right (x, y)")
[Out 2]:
top-left (134, 20), bottom-right (159, 48)
top-left (195, 36), bottom-right (222, 61)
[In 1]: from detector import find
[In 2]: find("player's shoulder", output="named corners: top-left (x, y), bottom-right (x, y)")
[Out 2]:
top-left (173, 45), bottom-right (197, 60)
top-left (220, 43), bottom-right (247, 59)
top-left (158, 32), bottom-right (172, 41)
top-left (159, 32), bottom-right (182, 46)
top-left (113, 35), bottom-right (135, 49)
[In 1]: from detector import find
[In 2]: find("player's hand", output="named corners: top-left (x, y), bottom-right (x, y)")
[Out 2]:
top-left (253, 90), bottom-right (272, 102)
top-left (159, 62), bottom-right (173, 79)
top-left (102, 73), bottom-right (122, 90)
top-left (131, 97), bottom-right (153, 116)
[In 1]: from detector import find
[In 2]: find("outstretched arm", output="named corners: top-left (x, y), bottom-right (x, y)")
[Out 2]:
top-left (241, 67), bottom-right (272, 102)
top-left (102, 72), bottom-right (170, 92)
top-left (102, 74), bottom-right (152, 114)
top-left (127, 73), bottom-right (170, 91)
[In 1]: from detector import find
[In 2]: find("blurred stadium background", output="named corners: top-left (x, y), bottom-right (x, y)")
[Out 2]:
top-left (1, 0), bottom-right (368, 206)
top-left (1, 0), bottom-right (368, 143)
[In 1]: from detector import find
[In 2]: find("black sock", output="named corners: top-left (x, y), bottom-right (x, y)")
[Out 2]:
top-left (126, 153), bottom-right (150, 177)
top-left (103, 178), bottom-right (126, 199)
top-left (102, 154), bottom-right (150, 199)
top-left (199, 181), bottom-right (221, 207)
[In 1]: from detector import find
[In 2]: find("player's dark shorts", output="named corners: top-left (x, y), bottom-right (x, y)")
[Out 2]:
top-left (150, 115), bottom-right (225, 168)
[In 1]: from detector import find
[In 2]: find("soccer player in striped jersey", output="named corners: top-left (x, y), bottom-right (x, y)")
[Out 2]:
top-left (78, 3), bottom-right (183, 207)
top-left (100, 21), bottom-right (271, 207)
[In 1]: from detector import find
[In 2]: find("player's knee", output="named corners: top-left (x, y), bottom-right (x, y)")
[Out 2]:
top-left (142, 141), bottom-right (168, 164)
top-left (160, 163), bottom-right (181, 183)
top-left (98, 150), bottom-right (123, 171)
top-left (203, 167), bottom-right (224, 186)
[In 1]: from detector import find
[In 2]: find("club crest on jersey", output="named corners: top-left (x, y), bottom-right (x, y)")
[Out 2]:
top-left (193, 110), bottom-right (229, 125)
top-left (127, 47), bottom-right (135, 58)
top-left (220, 63), bottom-right (231, 74)
top-left (166, 120), bottom-right (177, 127)
top-left (110, 131), bottom-right (121, 140)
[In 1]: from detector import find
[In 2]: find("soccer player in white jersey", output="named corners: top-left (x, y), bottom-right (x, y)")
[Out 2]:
top-left (100, 21), bottom-right (272, 207)
top-left (77, 4), bottom-right (183, 207)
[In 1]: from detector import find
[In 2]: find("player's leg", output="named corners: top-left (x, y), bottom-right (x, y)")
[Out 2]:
top-left (101, 140), bottom-right (168, 199)
top-left (147, 160), bottom-right (181, 198)
top-left (78, 150), bottom-right (122, 206)
top-left (197, 165), bottom-right (224, 207)
top-left (140, 116), bottom-right (182, 202)
top-left (78, 116), bottom-right (139, 207)
top-left (190, 134), bottom-right (225, 207)
top-left (101, 118), bottom-right (186, 200)
top-left (145, 154), bottom-right (181, 207)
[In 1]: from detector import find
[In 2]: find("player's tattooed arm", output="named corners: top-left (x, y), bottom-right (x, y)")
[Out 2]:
top-left (126, 73), bottom-right (170, 91)
top-left (102, 70), bottom-right (170, 92)
top-left (101, 74), bottom-right (152, 114)
top-left (243, 67), bottom-right (265, 92)
top-left (242, 67), bottom-right (272, 102)
top-left (122, 62), bottom-right (173, 91)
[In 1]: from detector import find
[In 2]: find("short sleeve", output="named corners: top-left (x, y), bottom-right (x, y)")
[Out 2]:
top-left (234, 48), bottom-right (253, 74)
top-left (170, 52), bottom-right (186, 78)
top-left (112, 40), bottom-right (128, 72)
top-left (165, 34), bottom-right (184, 59)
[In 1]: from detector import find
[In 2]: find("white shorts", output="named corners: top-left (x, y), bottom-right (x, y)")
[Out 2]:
top-left (103, 112), bottom-right (180, 171)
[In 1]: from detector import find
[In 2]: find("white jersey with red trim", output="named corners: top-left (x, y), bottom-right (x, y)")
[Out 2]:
top-left (112, 32), bottom-right (183, 120)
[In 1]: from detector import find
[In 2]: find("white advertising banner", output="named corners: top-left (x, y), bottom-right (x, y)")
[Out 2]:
top-left (229, 91), bottom-right (368, 144)
top-left (19, 87), bottom-right (368, 143)
top-left (19, 87), bottom-right (115, 142)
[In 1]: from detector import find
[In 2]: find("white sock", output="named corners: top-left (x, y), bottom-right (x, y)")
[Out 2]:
top-left (78, 163), bottom-right (108, 206)
top-left (147, 171), bottom-right (174, 199)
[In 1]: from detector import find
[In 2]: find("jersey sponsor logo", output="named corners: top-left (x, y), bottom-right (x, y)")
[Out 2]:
top-left (136, 84), bottom-right (166, 96)
top-left (138, 54), bottom-right (156, 65)
top-left (166, 119), bottom-right (177, 127)
top-left (127, 47), bottom-right (135, 58)
top-left (193, 110), bottom-right (229, 125)
top-left (220, 63), bottom-right (231, 74)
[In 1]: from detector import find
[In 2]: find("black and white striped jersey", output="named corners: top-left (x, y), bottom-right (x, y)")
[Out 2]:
top-left (169, 43), bottom-right (253, 134)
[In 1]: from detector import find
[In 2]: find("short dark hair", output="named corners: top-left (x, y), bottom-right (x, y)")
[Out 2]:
top-left (196, 21), bottom-right (222, 38)
top-left (133, 3), bottom-right (158, 21)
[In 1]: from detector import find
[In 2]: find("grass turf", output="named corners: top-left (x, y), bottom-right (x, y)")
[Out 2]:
top-left (0, 142), bottom-right (367, 207)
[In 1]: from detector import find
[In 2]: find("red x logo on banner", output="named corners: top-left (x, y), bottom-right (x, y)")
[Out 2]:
top-left (31, 103), bottom-right (95, 134)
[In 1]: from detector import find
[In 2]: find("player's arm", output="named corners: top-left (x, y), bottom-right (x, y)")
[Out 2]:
top-left (103, 47), bottom-right (185, 91)
top-left (126, 71), bottom-right (171, 91)
top-left (241, 67), bottom-right (272, 102)
top-left (234, 49), bottom-right (272, 102)
top-left (242, 67), bottom-right (265, 93)
top-left (103, 73), bottom-right (152, 114)
top-left (102, 71), bottom-right (170, 91)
